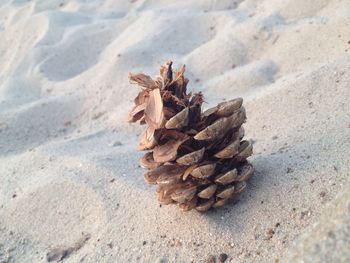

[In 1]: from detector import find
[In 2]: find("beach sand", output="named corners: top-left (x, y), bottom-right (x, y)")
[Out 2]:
top-left (0, 0), bottom-right (349, 262)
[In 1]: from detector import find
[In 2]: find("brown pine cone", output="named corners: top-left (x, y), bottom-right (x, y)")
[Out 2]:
top-left (128, 61), bottom-right (254, 212)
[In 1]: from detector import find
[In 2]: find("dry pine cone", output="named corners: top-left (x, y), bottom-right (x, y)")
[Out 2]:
top-left (128, 61), bottom-right (254, 212)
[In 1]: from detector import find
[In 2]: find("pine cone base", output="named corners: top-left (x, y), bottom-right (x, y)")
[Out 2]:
top-left (128, 61), bottom-right (254, 212)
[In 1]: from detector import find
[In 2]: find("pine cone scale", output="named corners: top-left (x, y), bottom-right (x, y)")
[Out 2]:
top-left (194, 115), bottom-right (233, 141)
top-left (176, 147), bottom-right (205, 165)
top-left (216, 98), bottom-right (243, 117)
top-left (191, 163), bottom-right (216, 179)
top-left (140, 152), bottom-right (160, 169)
top-left (171, 186), bottom-right (197, 204)
top-left (216, 186), bottom-right (235, 199)
top-left (214, 169), bottom-right (238, 185)
top-left (214, 139), bottom-right (240, 159)
top-left (237, 162), bottom-right (254, 181)
top-left (196, 198), bottom-right (215, 212)
top-left (165, 107), bottom-right (189, 129)
top-left (197, 185), bottom-right (217, 199)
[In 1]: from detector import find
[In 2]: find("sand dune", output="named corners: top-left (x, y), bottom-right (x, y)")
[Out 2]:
top-left (0, 0), bottom-right (349, 262)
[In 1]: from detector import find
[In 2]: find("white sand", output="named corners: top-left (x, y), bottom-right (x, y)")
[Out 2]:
top-left (0, 0), bottom-right (349, 262)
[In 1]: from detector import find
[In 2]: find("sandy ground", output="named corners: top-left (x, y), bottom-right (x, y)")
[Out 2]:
top-left (0, 0), bottom-right (349, 262)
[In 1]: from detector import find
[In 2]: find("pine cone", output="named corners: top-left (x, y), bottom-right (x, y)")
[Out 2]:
top-left (128, 61), bottom-right (254, 212)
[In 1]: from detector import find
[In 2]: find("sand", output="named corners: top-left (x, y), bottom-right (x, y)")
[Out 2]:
top-left (0, 0), bottom-right (349, 262)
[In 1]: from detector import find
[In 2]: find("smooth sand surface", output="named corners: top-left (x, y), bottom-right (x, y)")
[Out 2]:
top-left (0, 0), bottom-right (349, 262)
